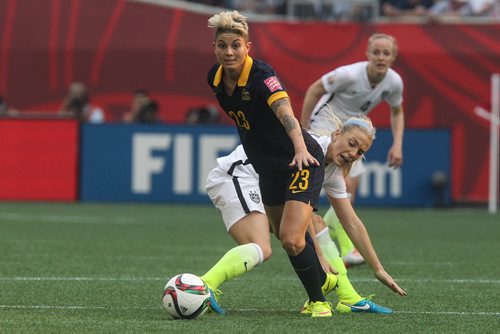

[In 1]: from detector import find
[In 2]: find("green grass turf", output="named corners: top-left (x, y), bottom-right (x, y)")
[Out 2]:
top-left (0, 203), bottom-right (499, 333)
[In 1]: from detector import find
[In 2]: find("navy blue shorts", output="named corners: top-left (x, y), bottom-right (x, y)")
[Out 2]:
top-left (258, 144), bottom-right (325, 210)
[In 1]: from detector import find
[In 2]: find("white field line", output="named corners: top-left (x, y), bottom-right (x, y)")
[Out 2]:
top-left (0, 212), bottom-right (134, 224)
top-left (0, 305), bottom-right (498, 317)
top-left (1, 277), bottom-right (499, 284)
top-left (0, 277), bottom-right (163, 281)
top-left (386, 261), bottom-right (455, 266)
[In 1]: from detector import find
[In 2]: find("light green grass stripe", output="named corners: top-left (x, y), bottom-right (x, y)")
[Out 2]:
top-left (1, 277), bottom-right (499, 284)
top-left (1, 305), bottom-right (499, 317)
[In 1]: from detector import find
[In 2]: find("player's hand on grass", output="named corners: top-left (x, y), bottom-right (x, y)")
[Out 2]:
top-left (375, 270), bottom-right (407, 296)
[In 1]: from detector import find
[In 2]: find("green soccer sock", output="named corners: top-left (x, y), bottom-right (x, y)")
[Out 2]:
top-left (316, 228), bottom-right (362, 304)
top-left (200, 243), bottom-right (263, 290)
top-left (324, 206), bottom-right (355, 257)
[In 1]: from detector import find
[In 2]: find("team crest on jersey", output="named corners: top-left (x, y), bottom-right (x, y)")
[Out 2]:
top-left (264, 76), bottom-right (282, 92)
top-left (242, 89), bottom-right (251, 101)
top-left (249, 191), bottom-right (261, 204)
top-left (327, 75), bottom-right (334, 85)
top-left (381, 90), bottom-right (389, 99)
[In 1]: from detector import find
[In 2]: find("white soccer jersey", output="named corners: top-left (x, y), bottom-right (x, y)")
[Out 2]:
top-left (214, 144), bottom-right (258, 180)
top-left (310, 133), bottom-right (349, 199)
top-left (206, 136), bottom-right (349, 230)
top-left (310, 61), bottom-right (403, 133)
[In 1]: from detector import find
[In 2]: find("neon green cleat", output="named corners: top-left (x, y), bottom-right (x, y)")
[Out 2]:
top-left (310, 301), bottom-right (333, 318)
top-left (300, 273), bottom-right (338, 314)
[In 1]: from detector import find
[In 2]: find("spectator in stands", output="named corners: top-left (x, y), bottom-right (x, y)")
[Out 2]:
top-left (381, 0), bottom-right (435, 17)
top-left (428, 0), bottom-right (495, 20)
top-left (221, 0), bottom-right (286, 15)
top-left (133, 100), bottom-right (160, 123)
top-left (0, 95), bottom-right (8, 115)
top-left (185, 104), bottom-right (221, 124)
top-left (122, 89), bottom-right (150, 123)
top-left (59, 82), bottom-right (105, 123)
top-left (0, 94), bottom-right (19, 117)
top-left (186, 0), bottom-right (229, 7)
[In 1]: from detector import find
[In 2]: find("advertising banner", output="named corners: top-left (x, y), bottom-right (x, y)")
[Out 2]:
top-left (80, 124), bottom-right (450, 206)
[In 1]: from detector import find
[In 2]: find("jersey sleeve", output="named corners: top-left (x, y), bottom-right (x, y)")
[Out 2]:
top-left (386, 71), bottom-right (404, 108)
top-left (321, 66), bottom-right (351, 94)
top-left (323, 166), bottom-right (349, 199)
top-left (254, 68), bottom-right (289, 107)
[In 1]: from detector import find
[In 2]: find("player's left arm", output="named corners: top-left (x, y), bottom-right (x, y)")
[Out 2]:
top-left (388, 103), bottom-right (404, 168)
top-left (271, 97), bottom-right (319, 170)
top-left (329, 195), bottom-right (407, 296)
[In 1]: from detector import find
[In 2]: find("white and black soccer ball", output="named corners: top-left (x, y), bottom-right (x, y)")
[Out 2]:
top-left (162, 273), bottom-right (210, 319)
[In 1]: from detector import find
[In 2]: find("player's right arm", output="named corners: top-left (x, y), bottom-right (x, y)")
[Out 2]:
top-left (271, 97), bottom-right (319, 170)
top-left (300, 78), bottom-right (327, 129)
top-left (388, 103), bottom-right (404, 168)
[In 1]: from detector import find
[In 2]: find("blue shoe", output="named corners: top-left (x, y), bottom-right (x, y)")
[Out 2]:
top-left (208, 288), bottom-right (225, 315)
top-left (337, 298), bottom-right (393, 314)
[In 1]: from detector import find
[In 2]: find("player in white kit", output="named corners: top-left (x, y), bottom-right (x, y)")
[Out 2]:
top-left (300, 33), bottom-right (405, 267)
top-left (200, 116), bottom-right (406, 315)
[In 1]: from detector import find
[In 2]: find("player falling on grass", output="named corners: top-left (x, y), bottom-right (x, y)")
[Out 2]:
top-left (206, 10), bottom-right (333, 317)
top-left (300, 33), bottom-right (405, 267)
top-left (201, 115), bottom-right (407, 316)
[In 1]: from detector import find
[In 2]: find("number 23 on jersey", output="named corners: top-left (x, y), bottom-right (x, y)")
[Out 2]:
top-left (228, 110), bottom-right (250, 130)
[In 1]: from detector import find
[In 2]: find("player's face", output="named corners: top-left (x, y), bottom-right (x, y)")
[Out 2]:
top-left (366, 38), bottom-right (396, 76)
top-left (328, 128), bottom-right (372, 168)
top-left (214, 33), bottom-right (250, 73)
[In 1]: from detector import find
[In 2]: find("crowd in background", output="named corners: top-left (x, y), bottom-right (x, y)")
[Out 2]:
top-left (184, 0), bottom-right (499, 22)
top-left (0, 83), bottom-right (222, 125)
top-left (0, 0), bottom-right (497, 125)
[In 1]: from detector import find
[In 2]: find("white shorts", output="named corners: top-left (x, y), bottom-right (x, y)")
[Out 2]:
top-left (206, 167), bottom-right (265, 232)
top-left (349, 159), bottom-right (365, 178)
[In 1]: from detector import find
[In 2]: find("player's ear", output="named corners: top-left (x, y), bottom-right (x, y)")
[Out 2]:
top-left (246, 41), bottom-right (252, 51)
top-left (332, 130), bottom-right (340, 141)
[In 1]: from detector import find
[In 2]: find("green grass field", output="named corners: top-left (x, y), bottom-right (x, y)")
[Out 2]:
top-left (0, 202), bottom-right (499, 333)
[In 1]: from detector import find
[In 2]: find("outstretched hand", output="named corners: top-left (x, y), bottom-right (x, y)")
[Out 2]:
top-left (374, 270), bottom-right (407, 296)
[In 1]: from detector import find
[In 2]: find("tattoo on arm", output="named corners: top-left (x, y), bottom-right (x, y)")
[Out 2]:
top-left (281, 114), bottom-right (297, 133)
top-left (271, 98), bottom-right (289, 113)
top-left (271, 98), bottom-right (298, 133)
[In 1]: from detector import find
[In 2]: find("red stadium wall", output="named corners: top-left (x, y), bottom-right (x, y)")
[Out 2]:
top-left (0, 0), bottom-right (499, 203)
top-left (0, 120), bottom-right (78, 201)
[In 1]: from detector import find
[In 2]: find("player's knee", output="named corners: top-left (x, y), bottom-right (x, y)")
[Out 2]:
top-left (280, 234), bottom-right (304, 256)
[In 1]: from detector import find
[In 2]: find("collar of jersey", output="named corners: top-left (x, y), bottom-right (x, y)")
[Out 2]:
top-left (213, 56), bottom-right (253, 88)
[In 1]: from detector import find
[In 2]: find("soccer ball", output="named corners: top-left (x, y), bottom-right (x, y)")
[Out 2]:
top-left (162, 273), bottom-right (210, 319)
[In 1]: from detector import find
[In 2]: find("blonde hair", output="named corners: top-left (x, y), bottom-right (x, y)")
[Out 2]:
top-left (308, 104), bottom-right (343, 136)
top-left (367, 33), bottom-right (398, 59)
top-left (208, 11), bottom-right (249, 41)
top-left (341, 114), bottom-right (376, 140)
